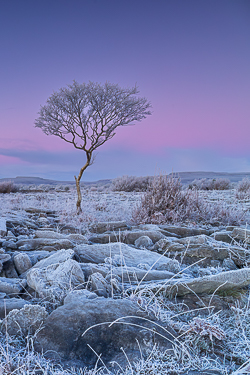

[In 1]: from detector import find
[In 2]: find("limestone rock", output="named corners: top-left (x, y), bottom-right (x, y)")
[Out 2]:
top-left (90, 272), bottom-right (111, 297)
top-left (2, 259), bottom-right (19, 278)
top-left (1, 240), bottom-right (17, 250)
top-left (66, 233), bottom-right (88, 244)
top-left (0, 277), bottom-right (27, 295)
top-left (0, 298), bottom-right (31, 319)
top-left (34, 230), bottom-right (66, 239)
top-left (110, 266), bottom-right (177, 282)
top-left (14, 253), bottom-right (32, 274)
top-left (144, 268), bottom-right (250, 297)
top-left (153, 238), bottom-right (175, 253)
top-left (64, 289), bottom-right (97, 304)
top-left (16, 238), bottom-right (73, 251)
top-left (159, 225), bottom-right (212, 238)
top-left (35, 298), bottom-right (175, 366)
top-left (29, 248), bottom-right (75, 270)
top-left (222, 258), bottom-right (237, 270)
top-left (212, 231), bottom-right (233, 243)
top-left (2, 304), bottom-right (48, 336)
top-left (231, 228), bottom-right (250, 243)
top-left (89, 221), bottom-right (129, 234)
top-left (75, 242), bottom-right (178, 271)
top-left (89, 230), bottom-right (165, 245)
top-left (25, 250), bottom-right (56, 266)
top-left (27, 259), bottom-right (85, 302)
top-left (134, 235), bottom-right (153, 249)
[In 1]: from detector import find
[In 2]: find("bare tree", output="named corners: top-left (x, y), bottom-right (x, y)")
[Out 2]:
top-left (35, 81), bottom-right (152, 213)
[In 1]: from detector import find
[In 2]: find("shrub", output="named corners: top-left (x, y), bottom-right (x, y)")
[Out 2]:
top-left (133, 174), bottom-right (246, 225)
top-left (237, 178), bottom-right (250, 193)
top-left (0, 181), bottom-right (19, 193)
top-left (112, 175), bottom-right (152, 192)
top-left (189, 178), bottom-right (230, 190)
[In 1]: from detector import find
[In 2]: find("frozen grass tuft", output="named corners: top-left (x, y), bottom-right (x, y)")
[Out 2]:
top-left (112, 175), bottom-right (152, 192)
top-left (0, 181), bottom-right (19, 194)
top-left (189, 178), bottom-right (231, 190)
top-left (132, 174), bottom-right (246, 225)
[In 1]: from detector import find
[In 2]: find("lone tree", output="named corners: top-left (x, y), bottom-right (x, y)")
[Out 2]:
top-left (35, 81), bottom-right (151, 213)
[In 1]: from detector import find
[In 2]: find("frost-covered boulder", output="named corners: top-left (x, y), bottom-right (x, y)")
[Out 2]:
top-left (75, 242), bottom-right (178, 270)
top-left (66, 233), bottom-right (88, 244)
top-left (144, 268), bottom-right (250, 297)
top-left (159, 225), bottom-right (212, 237)
top-left (34, 230), bottom-right (67, 239)
top-left (2, 304), bottom-right (48, 336)
top-left (0, 298), bottom-right (31, 319)
top-left (29, 248), bottom-right (75, 270)
top-left (134, 235), bottom-right (153, 249)
top-left (27, 259), bottom-right (85, 302)
top-left (89, 272), bottom-right (111, 297)
top-left (0, 277), bottom-right (27, 295)
top-left (89, 221), bottom-right (129, 234)
top-left (89, 230), bottom-right (165, 245)
top-left (14, 253), bottom-right (32, 274)
top-left (16, 238), bottom-right (73, 251)
top-left (231, 228), bottom-right (250, 243)
top-left (35, 297), bottom-right (175, 366)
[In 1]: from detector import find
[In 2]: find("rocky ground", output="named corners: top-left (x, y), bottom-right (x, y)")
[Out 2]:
top-left (1, 188), bottom-right (250, 374)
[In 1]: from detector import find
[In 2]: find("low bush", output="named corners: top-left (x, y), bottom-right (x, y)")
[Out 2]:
top-left (112, 175), bottom-right (152, 192)
top-left (237, 178), bottom-right (250, 193)
top-left (133, 174), bottom-right (246, 225)
top-left (189, 178), bottom-right (230, 190)
top-left (0, 181), bottom-right (19, 194)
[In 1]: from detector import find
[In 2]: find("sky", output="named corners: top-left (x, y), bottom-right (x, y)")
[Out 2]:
top-left (0, 0), bottom-right (250, 181)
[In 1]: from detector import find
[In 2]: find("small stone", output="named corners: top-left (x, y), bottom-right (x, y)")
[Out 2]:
top-left (134, 236), bottom-right (153, 249)
top-left (2, 304), bottom-right (48, 336)
top-left (14, 253), bottom-right (32, 274)
top-left (0, 277), bottom-right (27, 295)
top-left (0, 298), bottom-right (31, 319)
top-left (222, 258), bottom-right (237, 270)
top-left (90, 272), bottom-right (111, 297)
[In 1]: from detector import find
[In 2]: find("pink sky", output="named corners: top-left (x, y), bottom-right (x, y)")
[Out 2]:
top-left (0, 0), bottom-right (250, 180)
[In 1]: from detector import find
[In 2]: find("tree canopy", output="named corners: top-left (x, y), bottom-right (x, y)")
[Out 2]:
top-left (35, 81), bottom-right (152, 212)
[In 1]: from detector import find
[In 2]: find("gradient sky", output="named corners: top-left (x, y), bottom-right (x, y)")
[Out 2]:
top-left (0, 0), bottom-right (250, 181)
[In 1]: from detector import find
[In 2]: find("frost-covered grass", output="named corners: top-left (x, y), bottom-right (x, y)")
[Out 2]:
top-left (0, 188), bottom-right (141, 233)
top-left (1, 184), bottom-right (250, 373)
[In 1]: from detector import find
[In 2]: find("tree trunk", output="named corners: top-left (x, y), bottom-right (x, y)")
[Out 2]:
top-left (74, 152), bottom-right (92, 214)
top-left (75, 175), bottom-right (82, 214)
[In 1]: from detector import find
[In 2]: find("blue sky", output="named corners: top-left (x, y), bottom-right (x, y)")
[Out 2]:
top-left (0, 0), bottom-right (250, 181)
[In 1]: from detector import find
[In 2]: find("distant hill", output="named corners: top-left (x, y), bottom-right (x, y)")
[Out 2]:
top-left (0, 176), bottom-right (112, 186)
top-left (0, 172), bottom-right (250, 187)
top-left (173, 171), bottom-right (250, 185)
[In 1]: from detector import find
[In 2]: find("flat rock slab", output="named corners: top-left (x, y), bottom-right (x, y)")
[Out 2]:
top-left (159, 225), bottom-right (212, 237)
top-left (112, 266), bottom-right (176, 282)
top-left (29, 248), bottom-right (75, 270)
top-left (75, 242), bottom-right (178, 270)
top-left (89, 230), bottom-right (165, 245)
top-left (35, 297), bottom-right (175, 366)
top-left (34, 230), bottom-right (67, 239)
top-left (89, 221), bottom-right (129, 234)
top-left (27, 259), bottom-right (85, 301)
top-left (0, 277), bottom-right (27, 295)
top-left (2, 304), bottom-right (48, 336)
top-left (231, 227), bottom-right (250, 243)
top-left (139, 268), bottom-right (250, 297)
top-left (16, 238), bottom-right (74, 251)
top-left (0, 298), bottom-right (31, 319)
